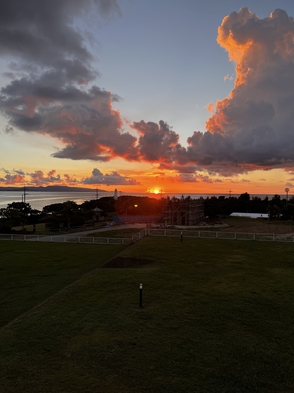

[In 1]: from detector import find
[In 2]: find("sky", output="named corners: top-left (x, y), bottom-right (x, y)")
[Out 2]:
top-left (1, 0), bottom-right (294, 196)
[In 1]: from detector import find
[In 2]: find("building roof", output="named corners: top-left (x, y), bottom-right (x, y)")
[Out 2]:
top-left (230, 212), bottom-right (269, 219)
top-left (93, 207), bottom-right (102, 212)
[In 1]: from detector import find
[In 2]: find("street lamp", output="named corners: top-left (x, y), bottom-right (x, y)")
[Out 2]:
top-left (285, 188), bottom-right (290, 201)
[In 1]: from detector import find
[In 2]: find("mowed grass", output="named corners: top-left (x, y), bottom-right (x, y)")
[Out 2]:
top-left (0, 241), bottom-right (126, 327)
top-left (12, 223), bottom-right (46, 232)
top-left (1, 237), bottom-right (294, 392)
top-left (89, 228), bottom-right (142, 238)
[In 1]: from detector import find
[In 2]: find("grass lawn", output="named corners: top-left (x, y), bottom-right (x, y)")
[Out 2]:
top-left (89, 228), bottom-right (143, 238)
top-left (1, 237), bottom-right (294, 392)
top-left (0, 241), bottom-right (126, 327)
top-left (12, 223), bottom-right (46, 232)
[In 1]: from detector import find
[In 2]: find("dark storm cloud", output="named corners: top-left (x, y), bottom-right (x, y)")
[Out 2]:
top-left (131, 120), bottom-right (181, 162)
top-left (0, 0), bottom-right (138, 161)
top-left (0, 0), bottom-right (120, 68)
top-left (3, 3), bottom-right (294, 176)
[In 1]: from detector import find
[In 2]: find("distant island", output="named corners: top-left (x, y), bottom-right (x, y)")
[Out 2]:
top-left (0, 186), bottom-right (107, 192)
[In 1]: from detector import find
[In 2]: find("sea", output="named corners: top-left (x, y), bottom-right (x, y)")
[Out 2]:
top-left (0, 190), bottom-right (284, 211)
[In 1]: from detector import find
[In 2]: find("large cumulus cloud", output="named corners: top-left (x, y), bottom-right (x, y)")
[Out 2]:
top-left (2, 4), bottom-right (294, 177)
top-left (131, 120), bottom-right (182, 162)
top-left (129, 8), bottom-right (294, 175)
top-left (0, 0), bottom-right (137, 161)
top-left (201, 8), bottom-right (294, 172)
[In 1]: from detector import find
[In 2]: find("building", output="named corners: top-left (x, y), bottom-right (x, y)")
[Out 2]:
top-left (230, 212), bottom-right (269, 219)
top-left (163, 196), bottom-right (204, 226)
top-left (92, 207), bottom-right (103, 221)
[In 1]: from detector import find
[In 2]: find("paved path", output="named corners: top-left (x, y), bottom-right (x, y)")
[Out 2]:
top-left (57, 223), bottom-right (226, 238)
top-left (58, 223), bottom-right (147, 237)
top-left (32, 223), bottom-right (147, 242)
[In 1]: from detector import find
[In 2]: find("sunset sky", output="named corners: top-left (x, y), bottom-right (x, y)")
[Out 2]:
top-left (1, 0), bottom-right (294, 195)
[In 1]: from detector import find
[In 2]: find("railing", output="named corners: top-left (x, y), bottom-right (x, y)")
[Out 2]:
top-left (1, 228), bottom-right (294, 244)
top-left (147, 229), bottom-right (294, 242)
top-left (0, 234), bottom-right (134, 245)
top-left (131, 228), bottom-right (148, 242)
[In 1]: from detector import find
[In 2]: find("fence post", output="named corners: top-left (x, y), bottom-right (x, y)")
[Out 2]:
top-left (11, 234), bottom-right (13, 240)
top-left (139, 283), bottom-right (143, 307)
top-left (235, 233), bottom-right (237, 240)
top-left (273, 234), bottom-right (275, 242)
top-left (216, 232), bottom-right (218, 239)
top-left (253, 233), bottom-right (255, 241)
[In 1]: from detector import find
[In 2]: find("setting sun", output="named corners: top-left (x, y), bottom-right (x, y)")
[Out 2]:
top-left (147, 188), bottom-right (161, 195)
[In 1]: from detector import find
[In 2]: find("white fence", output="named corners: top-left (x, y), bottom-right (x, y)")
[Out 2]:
top-left (1, 228), bottom-right (293, 244)
top-left (147, 229), bottom-right (294, 242)
top-left (0, 234), bottom-right (133, 245)
top-left (131, 229), bottom-right (148, 242)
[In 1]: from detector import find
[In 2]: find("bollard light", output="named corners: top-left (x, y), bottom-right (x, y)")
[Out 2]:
top-left (139, 283), bottom-right (143, 307)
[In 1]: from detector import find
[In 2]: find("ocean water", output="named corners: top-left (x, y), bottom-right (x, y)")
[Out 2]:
top-left (0, 190), bottom-right (282, 211)
top-left (0, 191), bottom-right (106, 211)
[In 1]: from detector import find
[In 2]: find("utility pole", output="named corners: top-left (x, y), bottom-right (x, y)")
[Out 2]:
top-left (23, 186), bottom-right (27, 203)
top-left (228, 190), bottom-right (232, 198)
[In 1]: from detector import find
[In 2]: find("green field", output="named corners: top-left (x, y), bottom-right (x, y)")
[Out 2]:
top-left (12, 223), bottom-right (47, 232)
top-left (0, 242), bottom-right (126, 327)
top-left (88, 228), bottom-right (143, 238)
top-left (0, 237), bottom-right (294, 392)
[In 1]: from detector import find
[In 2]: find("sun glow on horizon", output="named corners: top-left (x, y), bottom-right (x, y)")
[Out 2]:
top-left (147, 188), bottom-right (162, 195)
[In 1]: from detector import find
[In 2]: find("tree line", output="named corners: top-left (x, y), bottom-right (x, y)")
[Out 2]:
top-left (0, 195), bottom-right (164, 233)
top-left (0, 197), bottom-right (111, 233)
top-left (204, 192), bottom-right (294, 220)
top-left (0, 193), bottom-right (293, 233)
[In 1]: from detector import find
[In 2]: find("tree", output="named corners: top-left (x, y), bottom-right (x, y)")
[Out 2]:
top-left (62, 201), bottom-right (79, 228)
top-left (42, 201), bottom-right (84, 230)
top-left (268, 204), bottom-right (281, 220)
top-left (0, 202), bottom-right (33, 229)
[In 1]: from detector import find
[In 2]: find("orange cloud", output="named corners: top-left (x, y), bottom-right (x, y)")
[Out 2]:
top-left (206, 103), bottom-right (215, 113)
top-left (0, 174), bottom-right (25, 184)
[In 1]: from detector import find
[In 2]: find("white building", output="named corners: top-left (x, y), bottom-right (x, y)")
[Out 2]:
top-left (230, 212), bottom-right (269, 219)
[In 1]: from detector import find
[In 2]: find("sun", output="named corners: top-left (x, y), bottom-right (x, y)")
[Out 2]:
top-left (147, 188), bottom-right (161, 195)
